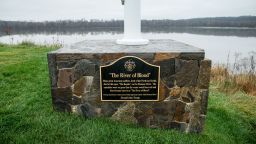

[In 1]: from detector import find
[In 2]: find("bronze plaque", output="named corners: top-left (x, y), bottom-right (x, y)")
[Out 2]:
top-left (100, 56), bottom-right (160, 101)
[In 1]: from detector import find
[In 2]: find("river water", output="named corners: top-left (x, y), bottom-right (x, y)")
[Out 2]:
top-left (0, 27), bottom-right (255, 64)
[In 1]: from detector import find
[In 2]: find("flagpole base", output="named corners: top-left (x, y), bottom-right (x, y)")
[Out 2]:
top-left (116, 39), bottom-right (149, 46)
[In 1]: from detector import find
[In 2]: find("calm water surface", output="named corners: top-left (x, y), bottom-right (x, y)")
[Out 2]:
top-left (0, 30), bottom-right (255, 64)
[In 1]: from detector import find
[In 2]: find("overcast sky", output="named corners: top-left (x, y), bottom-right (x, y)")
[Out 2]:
top-left (1, 0), bottom-right (256, 21)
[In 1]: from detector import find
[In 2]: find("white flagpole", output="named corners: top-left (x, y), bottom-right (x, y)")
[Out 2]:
top-left (116, 0), bottom-right (149, 45)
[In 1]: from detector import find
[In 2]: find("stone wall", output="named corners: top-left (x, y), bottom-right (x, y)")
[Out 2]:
top-left (47, 40), bottom-right (211, 133)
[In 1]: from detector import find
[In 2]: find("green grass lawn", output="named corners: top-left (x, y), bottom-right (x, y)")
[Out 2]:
top-left (0, 43), bottom-right (256, 144)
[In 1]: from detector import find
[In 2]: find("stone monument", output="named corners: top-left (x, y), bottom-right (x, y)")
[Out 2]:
top-left (47, 0), bottom-right (211, 133)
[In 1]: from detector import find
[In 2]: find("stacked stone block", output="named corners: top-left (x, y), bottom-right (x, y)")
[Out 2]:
top-left (48, 40), bottom-right (211, 133)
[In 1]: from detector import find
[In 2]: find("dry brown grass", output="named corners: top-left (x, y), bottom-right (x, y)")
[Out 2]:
top-left (211, 52), bottom-right (256, 96)
top-left (211, 65), bottom-right (256, 96)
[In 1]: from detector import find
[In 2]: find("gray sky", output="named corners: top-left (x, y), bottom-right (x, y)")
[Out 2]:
top-left (1, 0), bottom-right (256, 21)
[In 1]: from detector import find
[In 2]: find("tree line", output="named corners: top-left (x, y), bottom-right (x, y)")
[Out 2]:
top-left (0, 16), bottom-right (256, 35)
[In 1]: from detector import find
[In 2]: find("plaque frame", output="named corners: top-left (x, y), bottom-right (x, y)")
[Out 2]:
top-left (100, 56), bottom-right (160, 102)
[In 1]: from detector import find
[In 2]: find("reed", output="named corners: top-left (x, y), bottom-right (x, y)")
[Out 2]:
top-left (211, 52), bottom-right (256, 96)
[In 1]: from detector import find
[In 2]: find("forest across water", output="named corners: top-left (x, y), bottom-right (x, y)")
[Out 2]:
top-left (0, 16), bottom-right (256, 36)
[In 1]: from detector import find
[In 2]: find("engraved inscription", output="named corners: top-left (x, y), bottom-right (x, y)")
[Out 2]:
top-left (100, 56), bottom-right (160, 101)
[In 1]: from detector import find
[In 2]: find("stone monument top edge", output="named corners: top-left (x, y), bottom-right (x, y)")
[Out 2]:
top-left (52, 39), bottom-right (205, 54)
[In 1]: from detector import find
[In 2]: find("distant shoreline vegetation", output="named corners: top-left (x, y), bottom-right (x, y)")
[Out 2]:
top-left (0, 16), bottom-right (256, 36)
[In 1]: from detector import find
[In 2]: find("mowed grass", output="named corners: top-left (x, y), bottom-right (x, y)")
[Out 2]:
top-left (0, 43), bottom-right (256, 144)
